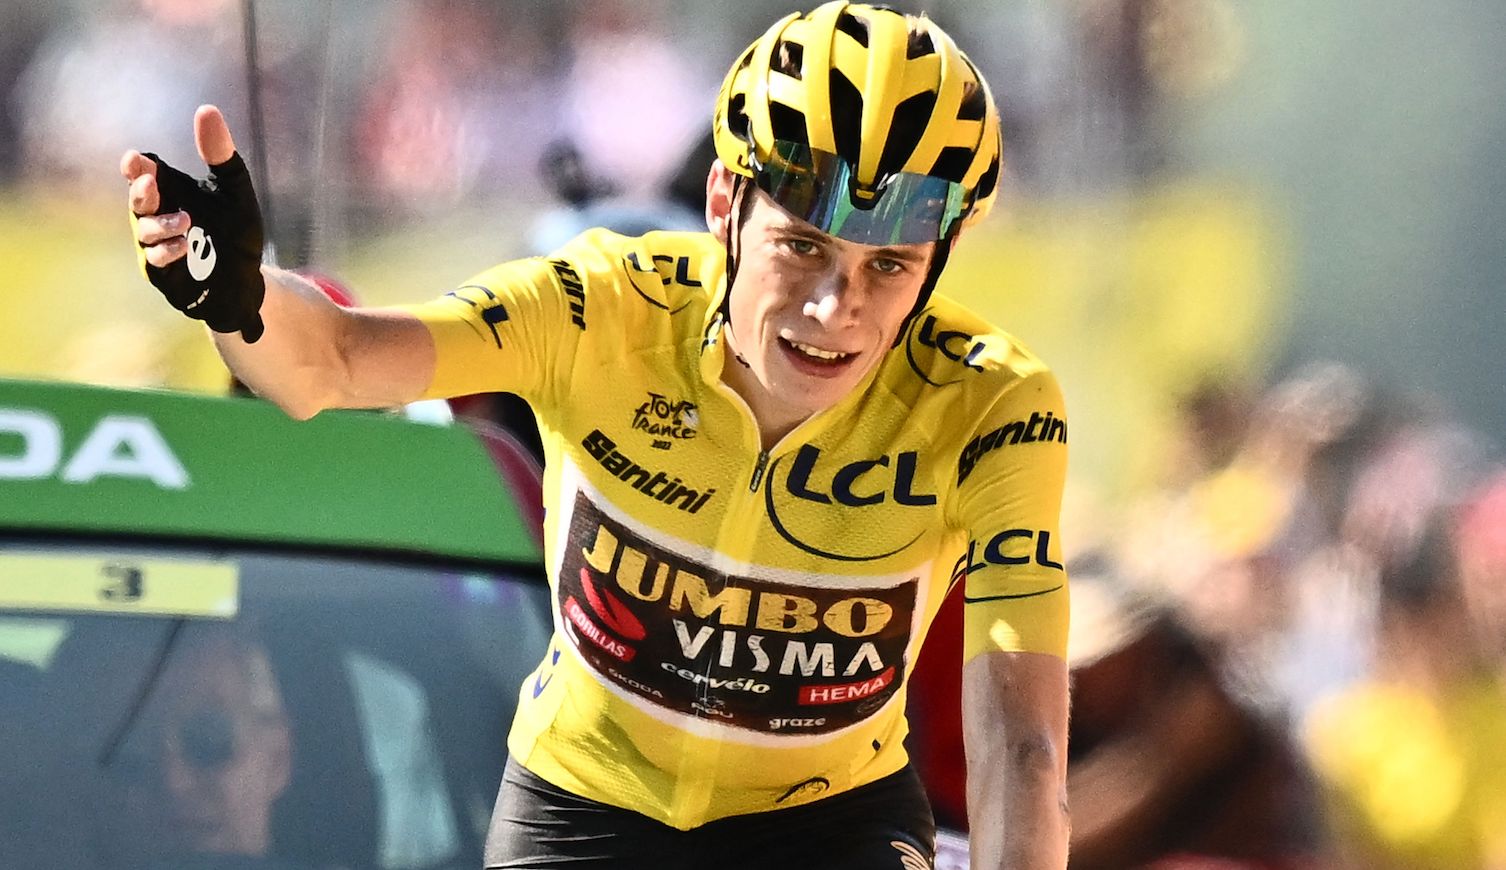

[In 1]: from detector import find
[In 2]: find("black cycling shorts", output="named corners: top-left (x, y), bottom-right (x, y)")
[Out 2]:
top-left (484, 758), bottom-right (936, 870)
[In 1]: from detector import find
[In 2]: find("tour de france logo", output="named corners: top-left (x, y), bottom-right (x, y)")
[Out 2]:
top-left (633, 391), bottom-right (698, 450)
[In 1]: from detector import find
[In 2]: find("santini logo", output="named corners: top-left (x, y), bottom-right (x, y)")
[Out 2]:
top-left (581, 429), bottom-right (715, 513)
top-left (957, 411), bottom-right (1067, 485)
top-left (186, 226), bottom-right (217, 281)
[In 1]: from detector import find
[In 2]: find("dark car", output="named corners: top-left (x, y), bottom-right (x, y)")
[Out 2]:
top-left (0, 378), bottom-right (552, 869)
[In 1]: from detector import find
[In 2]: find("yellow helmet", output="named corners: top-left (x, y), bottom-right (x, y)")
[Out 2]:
top-left (713, 1), bottom-right (1002, 244)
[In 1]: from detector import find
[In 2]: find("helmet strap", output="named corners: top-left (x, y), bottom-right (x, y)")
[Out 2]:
top-left (718, 175), bottom-right (749, 327)
top-left (891, 237), bottom-right (952, 348)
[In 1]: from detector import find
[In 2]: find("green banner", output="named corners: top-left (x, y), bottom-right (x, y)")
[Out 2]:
top-left (0, 379), bottom-right (539, 566)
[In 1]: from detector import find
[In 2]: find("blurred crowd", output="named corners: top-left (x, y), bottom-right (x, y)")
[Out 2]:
top-left (0, 0), bottom-right (1237, 235)
top-left (3, 2), bottom-right (1503, 869)
top-left (0, 0), bottom-right (715, 265)
top-left (1050, 362), bottom-right (1506, 869)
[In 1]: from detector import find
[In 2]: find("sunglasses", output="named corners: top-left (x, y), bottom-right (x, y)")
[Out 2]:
top-left (749, 139), bottom-right (971, 245)
top-left (108, 709), bottom-right (242, 785)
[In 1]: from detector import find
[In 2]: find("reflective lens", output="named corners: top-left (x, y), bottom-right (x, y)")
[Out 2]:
top-left (751, 140), bottom-right (969, 245)
top-left (179, 709), bottom-right (237, 769)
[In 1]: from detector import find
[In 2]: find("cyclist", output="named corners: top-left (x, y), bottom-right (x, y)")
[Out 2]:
top-left (122, 4), bottom-right (1070, 867)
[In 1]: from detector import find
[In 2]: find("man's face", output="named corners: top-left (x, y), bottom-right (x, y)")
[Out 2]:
top-left (717, 183), bottom-right (933, 431)
top-left (109, 638), bottom-right (291, 860)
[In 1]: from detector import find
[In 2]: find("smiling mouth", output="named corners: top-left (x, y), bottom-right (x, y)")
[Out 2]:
top-left (781, 336), bottom-right (854, 363)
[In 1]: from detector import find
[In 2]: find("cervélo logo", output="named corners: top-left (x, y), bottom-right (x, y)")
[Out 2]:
top-left (581, 429), bottom-right (714, 513)
top-left (556, 491), bottom-right (918, 736)
top-left (957, 411), bottom-right (1067, 485)
top-left (632, 392), bottom-right (698, 450)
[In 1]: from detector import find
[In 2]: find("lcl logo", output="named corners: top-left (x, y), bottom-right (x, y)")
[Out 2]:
top-left (764, 445), bottom-right (937, 562)
top-left (784, 444), bottom-right (936, 507)
top-left (952, 529), bottom-right (1065, 580)
top-left (914, 315), bottom-right (985, 372)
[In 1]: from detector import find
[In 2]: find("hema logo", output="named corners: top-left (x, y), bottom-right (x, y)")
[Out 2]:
top-left (0, 409), bottom-right (189, 489)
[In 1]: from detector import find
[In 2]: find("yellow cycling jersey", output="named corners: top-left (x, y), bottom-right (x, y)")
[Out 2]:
top-left (402, 229), bottom-right (1069, 829)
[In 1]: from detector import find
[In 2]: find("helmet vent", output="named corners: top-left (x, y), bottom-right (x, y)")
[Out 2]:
top-left (829, 68), bottom-right (864, 166)
top-left (929, 147), bottom-right (973, 184)
top-left (768, 102), bottom-right (809, 146)
top-left (975, 152), bottom-right (1001, 199)
top-left (774, 39), bottom-right (804, 79)
top-left (957, 79), bottom-right (987, 121)
top-left (727, 93), bottom-right (750, 142)
top-left (878, 91), bottom-right (936, 179)
top-left (906, 29), bottom-right (936, 59)
top-left (835, 12), bottom-right (870, 47)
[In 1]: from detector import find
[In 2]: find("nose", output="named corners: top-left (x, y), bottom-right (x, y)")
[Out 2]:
top-left (802, 269), bottom-right (856, 328)
top-left (163, 748), bottom-right (203, 798)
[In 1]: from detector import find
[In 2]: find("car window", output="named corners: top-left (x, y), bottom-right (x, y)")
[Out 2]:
top-left (0, 540), bottom-right (552, 870)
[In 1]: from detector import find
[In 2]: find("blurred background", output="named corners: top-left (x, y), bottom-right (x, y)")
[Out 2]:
top-left (2, 0), bottom-right (1503, 867)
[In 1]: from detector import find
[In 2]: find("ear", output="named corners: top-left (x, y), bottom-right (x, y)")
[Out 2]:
top-left (705, 159), bottom-right (739, 243)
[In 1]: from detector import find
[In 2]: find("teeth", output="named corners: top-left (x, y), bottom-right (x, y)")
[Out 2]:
top-left (788, 339), bottom-right (849, 361)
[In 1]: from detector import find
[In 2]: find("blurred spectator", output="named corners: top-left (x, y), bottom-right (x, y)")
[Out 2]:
top-left (1302, 490), bottom-right (1506, 869)
top-left (1156, 377), bottom-right (1259, 490)
top-left (1118, 363), bottom-right (1457, 724)
top-left (1065, 559), bottom-right (1316, 869)
top-left (450, 129), bottom-right (705, 462)
top-left (14, 0), bottom-right (241, 195)
top-left (1112, 357), bottom-right (1505, 866)
top-left (965, 0), bottom-right (1245, 196)
top-left (1455, 472), bottom-right (1506, 669)
top-left (354, 0), bottom-right (557, 213)
top-left (559, 0), bottom-right (709, 198)
top-left (526, 140), bottom-right (701, 257)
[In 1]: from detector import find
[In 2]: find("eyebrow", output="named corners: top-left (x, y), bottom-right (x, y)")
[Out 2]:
top-left (773, 221), bottom-right (929, 263)
top-left (870, 246), bottom-right (929, 264)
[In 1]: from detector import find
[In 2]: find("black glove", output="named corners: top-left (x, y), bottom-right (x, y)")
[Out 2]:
top-left (132, 151), bottom-right (267, 343)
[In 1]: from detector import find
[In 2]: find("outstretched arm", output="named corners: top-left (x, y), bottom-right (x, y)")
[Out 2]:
top-left (962, 649), bottom-right (1070, 870)
top-left (122, 106), bottom-right (435, 419)
top-left (209, 267), bottom-right (435, 418)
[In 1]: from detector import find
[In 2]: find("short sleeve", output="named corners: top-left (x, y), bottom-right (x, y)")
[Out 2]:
top-left (397, 255), bottom-right (580, 407)
top-left (951, 369), bottom-right (1070, 662)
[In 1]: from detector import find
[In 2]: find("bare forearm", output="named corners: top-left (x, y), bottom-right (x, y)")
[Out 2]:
top-left (211, 267), bottom-right (344, 417)
top-left (213, 266), bottom-right (433, 418)
top-left (966, 746), bottom-right (1069, 869)
top-left (962, 651), bottom-right (1070, 870)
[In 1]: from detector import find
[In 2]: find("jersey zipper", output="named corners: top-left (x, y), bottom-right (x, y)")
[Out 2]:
top-left (748, 450), bottom-right (770, 492)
